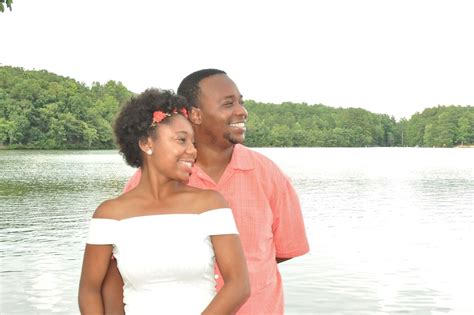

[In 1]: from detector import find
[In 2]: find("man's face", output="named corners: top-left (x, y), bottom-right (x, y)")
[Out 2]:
top-left (196, 74), bottom-right (248, 146)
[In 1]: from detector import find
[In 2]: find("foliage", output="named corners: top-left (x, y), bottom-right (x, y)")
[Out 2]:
top-left (244, 101), bottom-right (472, 147)
top-left (245, 101), bottom-right (401, 147)
top-left (0, 0), bottom-right (12, 12)
top-left (1, 66), bottom-right (472, 148)
top-left (0, 66), bottom-right (132, 149)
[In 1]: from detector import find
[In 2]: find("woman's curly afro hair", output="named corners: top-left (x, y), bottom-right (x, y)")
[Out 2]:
top-left (113, 88), bottom-right (191, 168)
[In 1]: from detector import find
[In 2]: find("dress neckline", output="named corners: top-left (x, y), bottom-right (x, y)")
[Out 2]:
top-left (91, 207), bottom-right (230, 222)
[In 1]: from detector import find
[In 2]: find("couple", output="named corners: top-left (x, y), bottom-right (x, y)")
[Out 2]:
top-left (79, 69), bottom-right (309, 314)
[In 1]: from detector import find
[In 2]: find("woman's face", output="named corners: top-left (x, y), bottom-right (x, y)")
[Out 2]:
top-left (150, 114), bottom-right (196, 182)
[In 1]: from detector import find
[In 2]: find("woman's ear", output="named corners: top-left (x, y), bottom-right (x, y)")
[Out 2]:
top-left (189, 107), bottom-right (202, 125)
top-left (138, 137), bottom-right (153, 155)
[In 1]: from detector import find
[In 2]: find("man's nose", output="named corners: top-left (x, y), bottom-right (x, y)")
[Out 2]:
top-left (234, 103), bottom-right (248, 118)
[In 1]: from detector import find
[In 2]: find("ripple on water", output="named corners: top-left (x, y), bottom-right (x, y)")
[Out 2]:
top-left (2, 148), bottom-right (474, 314)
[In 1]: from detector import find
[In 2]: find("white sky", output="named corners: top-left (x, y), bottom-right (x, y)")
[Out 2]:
top-left (1, 0), bottom-right (473, 120)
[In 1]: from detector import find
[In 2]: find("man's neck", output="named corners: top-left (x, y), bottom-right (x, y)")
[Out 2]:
top-left (195, 143), bottom-right (235, 184)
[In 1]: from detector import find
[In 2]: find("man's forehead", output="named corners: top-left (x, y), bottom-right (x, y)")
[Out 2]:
top-left (199, 74), bottom-right (239, 95)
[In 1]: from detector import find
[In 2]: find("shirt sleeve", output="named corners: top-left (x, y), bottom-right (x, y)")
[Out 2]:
top-left (270, 170), bottom-right (310, 258)
top-left (200, 208), bottom-right (239, 236)
top-left (123, 168), bottom-right (142, 193)
top-left (86, 218), bottom-right (118, 245)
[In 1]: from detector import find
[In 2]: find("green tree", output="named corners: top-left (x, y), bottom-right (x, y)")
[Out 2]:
top-left (270, 124), bottom-right (292, 146)
top-left (434, 111), bottom-right (457, 147)
top-left (0, 0), bottom-right (12, 12)
top-left (0, 66), bottom-right (133, 148)
top-left (423, 124), bottom-right (435, 147)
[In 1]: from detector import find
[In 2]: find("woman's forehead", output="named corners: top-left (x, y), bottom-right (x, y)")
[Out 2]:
top-left (160, 115), bottom-right (193, 134)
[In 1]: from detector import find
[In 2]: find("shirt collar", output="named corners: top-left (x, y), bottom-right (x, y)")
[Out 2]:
top-left (190, 144), bottom-right (255, 178)
top-left (228, 144), bottom-right (255, 171)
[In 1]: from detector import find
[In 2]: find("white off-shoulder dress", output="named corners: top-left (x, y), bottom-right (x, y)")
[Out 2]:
top-left (86, 208), bottom-right (238, 315)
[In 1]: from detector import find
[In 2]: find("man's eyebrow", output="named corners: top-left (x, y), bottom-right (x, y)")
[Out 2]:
top-left (221, 94), bottom-right (244, 101)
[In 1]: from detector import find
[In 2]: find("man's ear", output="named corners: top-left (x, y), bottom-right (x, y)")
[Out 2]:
top-left (189, 107), bottom-right (202, 125)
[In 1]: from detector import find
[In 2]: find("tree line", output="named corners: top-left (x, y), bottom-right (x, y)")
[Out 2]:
top-left (0, 66), bottom-right (132, 149)
top-left (0, 66), bottom-right (472, 149)
top-left (244, 101), bottom-right (473, 147)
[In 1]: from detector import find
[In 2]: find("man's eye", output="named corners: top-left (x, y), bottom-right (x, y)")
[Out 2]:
top-left (178, 138), bottom-right (185, 143)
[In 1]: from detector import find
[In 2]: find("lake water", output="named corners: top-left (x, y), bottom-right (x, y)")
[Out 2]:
top-left (1, 148), bottom-right (473, 314)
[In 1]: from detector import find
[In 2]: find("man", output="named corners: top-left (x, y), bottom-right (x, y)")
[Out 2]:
top-left (103, 69), bottom-right (309, 314)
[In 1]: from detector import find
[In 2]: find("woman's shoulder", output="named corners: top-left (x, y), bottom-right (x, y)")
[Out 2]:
top-left (199, 189), bottom-right (229, 213)
top-left (92, 197), bottom-right (126, 220)
top-left (93, 188), bottom-right (149, 220)
top-left (184, 187), bottom-right (229, 214)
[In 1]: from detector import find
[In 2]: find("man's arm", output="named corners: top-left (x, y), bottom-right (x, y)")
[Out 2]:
top-left (270, 169), bottom-right (310, 260)
top-left (276, 257), bottom-right (291, 264)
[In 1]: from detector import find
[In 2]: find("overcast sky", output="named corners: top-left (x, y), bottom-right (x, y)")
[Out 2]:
top-left (1, 0), bottom-right (473, 119)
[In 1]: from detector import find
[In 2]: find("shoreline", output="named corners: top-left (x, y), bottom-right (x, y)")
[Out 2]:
top-left (1, 145), bottom-right (473, 150)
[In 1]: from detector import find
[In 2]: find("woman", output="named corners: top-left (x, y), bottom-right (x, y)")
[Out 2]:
top-left (78, 89), bottom-right (249, 314)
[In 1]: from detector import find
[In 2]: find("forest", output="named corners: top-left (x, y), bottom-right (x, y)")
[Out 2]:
top-left (1, 66), bottom-right (472, 149)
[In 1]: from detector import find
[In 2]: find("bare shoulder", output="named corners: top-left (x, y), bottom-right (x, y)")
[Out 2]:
top-left (92, 198), bottom-right (124, 220)
top-left (192, 189), bottom-right (229, 214)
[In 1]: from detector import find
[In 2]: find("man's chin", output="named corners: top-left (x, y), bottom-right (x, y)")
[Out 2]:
top-left (228, 136), bottom-right (245, 145)
top-left (224, 132), bottom-right (245, 145)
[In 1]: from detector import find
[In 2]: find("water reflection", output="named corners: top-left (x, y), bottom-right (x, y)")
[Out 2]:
top-left (1, 148), bottom-right (473, 314)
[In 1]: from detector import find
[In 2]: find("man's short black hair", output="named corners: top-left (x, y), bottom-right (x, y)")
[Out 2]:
top-left (177, 69), bottom-right (226, 107)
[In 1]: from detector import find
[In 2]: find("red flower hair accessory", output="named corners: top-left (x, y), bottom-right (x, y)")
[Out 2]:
top-left (179, 108), bottom-right (188, 118)
top-left (151, 108), bottom-right (188, 127)
top-left (171, 108), bottom-right (189, 118)
top-left (152, 111), bottom-right (169, 126)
